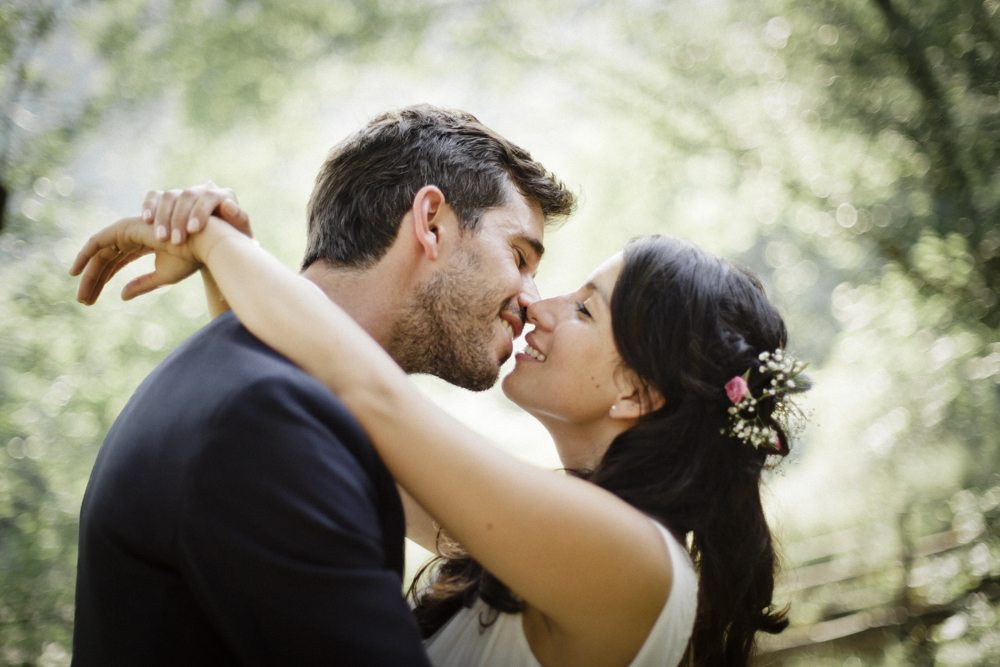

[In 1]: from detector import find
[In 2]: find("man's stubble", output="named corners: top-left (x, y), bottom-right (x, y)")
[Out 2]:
top-left (387, 245), bottom-right (506, 392)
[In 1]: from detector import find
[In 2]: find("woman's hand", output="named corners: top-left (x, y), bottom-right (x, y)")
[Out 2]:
top-left (70, 216), bottom-right (202, 305)
top-left (142, 181), bottom-right (251, 245)
top-left (71, 187), bottom-right (252, 306)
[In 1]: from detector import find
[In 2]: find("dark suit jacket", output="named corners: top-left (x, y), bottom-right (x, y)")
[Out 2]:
top-left (73, 312), bottom-right (429, 666)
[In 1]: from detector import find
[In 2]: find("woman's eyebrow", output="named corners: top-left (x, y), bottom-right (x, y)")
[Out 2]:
top-left (584, 281), bottom-right (610, 304)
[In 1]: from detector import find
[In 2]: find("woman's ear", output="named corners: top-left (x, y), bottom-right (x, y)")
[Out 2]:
top-left (609, 385), bottom-right (665, 420)
top-left (410, 185), bottom-right (447, 261)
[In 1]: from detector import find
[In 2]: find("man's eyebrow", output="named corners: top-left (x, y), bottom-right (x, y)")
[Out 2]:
top-left (521, 236), bottom-right (545, 260)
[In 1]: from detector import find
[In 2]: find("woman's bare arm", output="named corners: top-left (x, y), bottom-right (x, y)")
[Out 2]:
top-left (399, 487), bottom-right (439, 554)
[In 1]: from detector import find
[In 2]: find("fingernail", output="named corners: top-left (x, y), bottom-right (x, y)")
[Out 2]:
top-left (171, 229), bottom-right (182, 244)
top-left (142, 209), bottom-right (152, 221)
top-left (155, 225), bottom-right (168, 240)
top-left (187, 218), bottom-right (199, 233)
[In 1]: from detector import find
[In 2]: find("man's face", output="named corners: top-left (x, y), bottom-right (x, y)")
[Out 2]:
top-left (388, 191), bottom-right (545, 391)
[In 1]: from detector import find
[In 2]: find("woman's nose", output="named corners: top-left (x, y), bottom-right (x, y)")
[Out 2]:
top-left (526, 296), bottom-right (561, 330)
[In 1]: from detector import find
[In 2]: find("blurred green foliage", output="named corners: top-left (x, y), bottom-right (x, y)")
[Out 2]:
top-left (78, 0), bottom-right (442, 129)
top-left (1, 0), bottom-right (998, 664)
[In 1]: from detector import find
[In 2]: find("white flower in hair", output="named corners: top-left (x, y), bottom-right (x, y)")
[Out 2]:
top-left (720, 349), bottom-right (808, 453)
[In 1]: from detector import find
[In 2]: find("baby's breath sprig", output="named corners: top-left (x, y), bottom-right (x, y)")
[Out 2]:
top-left (721, 349), bottom-right (808, 454)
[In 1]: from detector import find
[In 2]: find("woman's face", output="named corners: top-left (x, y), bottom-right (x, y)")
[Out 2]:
top-left (502, 253), bottom-right (631, 428)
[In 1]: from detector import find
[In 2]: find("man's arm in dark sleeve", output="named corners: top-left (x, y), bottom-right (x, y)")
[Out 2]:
top-left (177, 375), bottom-right (430, 666)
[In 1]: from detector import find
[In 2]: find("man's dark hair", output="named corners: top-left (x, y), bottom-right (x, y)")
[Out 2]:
top-left (303, 105), bottom-right (576, 269)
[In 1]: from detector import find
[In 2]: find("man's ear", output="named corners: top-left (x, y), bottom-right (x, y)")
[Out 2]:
top-left (410, 185), bottom-right (448, 261)
top-left (609, 385), bottom-right (665, 420)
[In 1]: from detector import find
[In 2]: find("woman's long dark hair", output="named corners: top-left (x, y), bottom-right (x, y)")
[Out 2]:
top-left (409, 235), bottom-right (807, 665)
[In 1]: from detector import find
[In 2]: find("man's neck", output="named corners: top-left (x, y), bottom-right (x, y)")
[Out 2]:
top-left (299, 259), bottom-right (406, 351)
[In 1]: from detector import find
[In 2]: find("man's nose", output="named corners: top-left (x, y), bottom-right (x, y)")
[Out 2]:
top-left (519, 275), bottom-right (540, 308)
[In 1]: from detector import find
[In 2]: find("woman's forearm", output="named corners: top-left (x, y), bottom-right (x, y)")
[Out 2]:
top-left (200, 268), bottom-right (230, 319)
top-left (399, 486), bottom-right (439, 553)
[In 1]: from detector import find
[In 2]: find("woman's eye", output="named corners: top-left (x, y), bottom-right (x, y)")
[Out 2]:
top-left (515, 249), bottom-right (527, 269)
top-left (575, 302), bottom-right (591, 318)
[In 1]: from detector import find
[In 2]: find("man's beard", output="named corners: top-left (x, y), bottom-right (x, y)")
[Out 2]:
top-left (388, 247), bottom-right (505, 392)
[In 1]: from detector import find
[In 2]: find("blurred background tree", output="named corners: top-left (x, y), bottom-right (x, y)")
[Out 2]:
top-left (1, 0), bottom-right (997, 664)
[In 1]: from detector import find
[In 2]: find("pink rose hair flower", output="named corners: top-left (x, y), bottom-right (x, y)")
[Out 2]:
top-left (725, 375), bottom-right (749, 404)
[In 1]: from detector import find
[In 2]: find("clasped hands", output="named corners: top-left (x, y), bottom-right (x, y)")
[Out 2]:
top-left (70, 183), bottom-right (251, 305)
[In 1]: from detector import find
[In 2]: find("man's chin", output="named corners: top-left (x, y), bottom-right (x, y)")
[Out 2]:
top-left (435, 360), bottom-right (499, 393)
top-left (463, 367), bottom-right (500, 393)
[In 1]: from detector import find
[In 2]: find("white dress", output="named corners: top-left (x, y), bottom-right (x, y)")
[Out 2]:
top-left (424, 522), bottom-right (698, 667)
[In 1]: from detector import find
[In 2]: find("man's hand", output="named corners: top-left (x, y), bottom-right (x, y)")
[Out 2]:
top-left (142, 181), bottom-right (251, 245)
top-left (70, 216), bottom-right (200, 305)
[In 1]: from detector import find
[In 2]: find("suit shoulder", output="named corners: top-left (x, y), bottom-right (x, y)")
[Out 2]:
top-left (159, 313), bottom-right (361, 426)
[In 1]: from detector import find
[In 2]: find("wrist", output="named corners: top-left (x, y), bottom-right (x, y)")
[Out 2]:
top-left (190, 218), bottom-right (238, 264)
